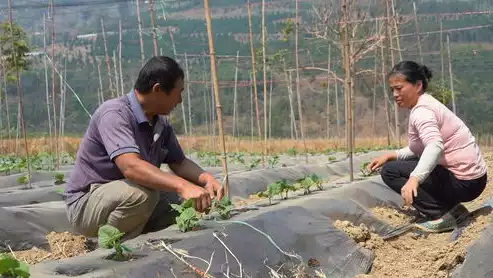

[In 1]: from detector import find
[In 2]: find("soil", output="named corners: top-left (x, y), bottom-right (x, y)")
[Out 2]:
top-left (9, 231), bottom-right (94, 265)
top-left (370, 206), bottom-right (415, 227)
top-left (345, 152), bottom-right (493, 278)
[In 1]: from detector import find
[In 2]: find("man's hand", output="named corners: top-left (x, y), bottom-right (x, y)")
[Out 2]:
top-left (178, 183), bottom-right (212, 213)
top-left (204, 177), bottom-right (225, 201)
top-left (401, 177), bottom-right (420, 206)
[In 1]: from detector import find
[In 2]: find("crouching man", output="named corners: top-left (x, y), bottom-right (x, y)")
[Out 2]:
top-left (64, 56), bottom-right (223, 240)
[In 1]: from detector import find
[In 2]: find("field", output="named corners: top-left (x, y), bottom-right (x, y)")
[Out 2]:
top-left (0, 137), bottom-right (492, 278)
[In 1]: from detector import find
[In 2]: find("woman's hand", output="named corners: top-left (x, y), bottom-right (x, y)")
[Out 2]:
top-left (367, 153), bottom-right (393, 173)
top-left (401, 177), bottom-right (419, 206)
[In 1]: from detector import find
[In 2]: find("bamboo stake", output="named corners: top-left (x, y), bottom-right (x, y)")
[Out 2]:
top-left (97, 58), bottom-right (104, 105)
top-left (385, 0), bottom-right (399, 146)
top-left (136, 0), bottom-right (145, 64)
top-left (119, 20), bottom-right (125, 95)
top-left (149, 0), bottom-right (159, 56)
top-left (8, 0), bottom-right (31, 186)
top-left (261, 0), bottom-right (269, 156)
top-left (284, 67), bottom-right (298, 140)
top-left (446, 34), bottom-right (456, 113)
top-left (232, 51), bottom-right (239, 138)
top-left (268, 71), bottom-right (273, 139)
top-left (101, 19), bottom-right (114, 98)
top-left (43, 13), bottom-right (52, 154)
top-left (185, 53), bottom-right (192, 136)
top-left (381, 43), bottom-right (394, 145)
top-left (326, 44), bottom-right (331, 139)
top-left (295, 0), bottom-right (308, 163)
top-left (390, 0), bottom-right (403, 61)
top-left (2, 63), bottom-right (11, 149)
top-left (372, 47), bottom-right (378, 143)
top-left (246, 0), bottom-right (264, 166)
top-left (335, 69), bottom-right (340, 138)
top-left (413, 2), bottom-right (424, 63)
top-left (203, 0), bottom-right (230, 197)
top-left (112, 50), bottom-right (119, 96)
top-left (50, 0), bottom-right (59, 170)
top-left (440, 19), bottom-right (444, 82)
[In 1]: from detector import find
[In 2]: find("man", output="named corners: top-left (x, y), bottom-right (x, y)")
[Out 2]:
top-left (65, 56), bottom-right (224, 240)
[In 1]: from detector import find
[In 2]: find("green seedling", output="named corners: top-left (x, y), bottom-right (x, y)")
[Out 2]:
top-left (299, 174), bottom-right (323, 193)
top-left (268, 154), bottom-right (280, 168)
top-left (248, 158), bottom-right (261, 170)
top-left (360, 162), bottom-right (378, 177)
top-left (212, 196), bottom-right (234, 220)
top-left (0, 254), bottom-right (30, 278)
top-left (287, 148), bottom-right (297, 156)
top-left (16, 175), bottom-right (29, 185)
top-left (54, 173), bottom-right (65, 185)
top-left (328, 156), bottom-right (337, 161)
top-left (98, 224), bottom-right (132, 261)
top-left (170, 199), bottom-right (200, 232)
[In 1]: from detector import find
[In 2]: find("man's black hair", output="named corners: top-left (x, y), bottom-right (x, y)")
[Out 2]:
top-left (134, 56), bottom-right (184, 94)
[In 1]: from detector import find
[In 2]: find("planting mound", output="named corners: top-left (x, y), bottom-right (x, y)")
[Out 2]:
top-left (2, 149), bottom-right (492, 278)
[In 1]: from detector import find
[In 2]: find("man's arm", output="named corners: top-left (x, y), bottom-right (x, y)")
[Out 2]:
top-left (169, 158), bottom-right (216, 187)
top-left (97, 111), bottom-right (208, 200)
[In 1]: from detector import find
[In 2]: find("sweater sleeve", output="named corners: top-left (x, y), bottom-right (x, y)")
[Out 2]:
top-left (395, 146), bottom-right (417, 160)
top-left (409, 106), bottom-right (444, 183)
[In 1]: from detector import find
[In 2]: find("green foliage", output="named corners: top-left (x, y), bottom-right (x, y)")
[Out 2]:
top-left (298, 174), bottom-right (323, 194)
top-left (281, 19), bottom-right (295, 42)
top-left (98, 224), bottom-right (132, 261)
top-left (428, 80), bottom-right (459, 106)
top-left (287, 148), bottom-right (297, 156)
top-left (170, 199), bottom-right (200, 232)
top-left (268, 154), bottom-right (280, 168)
top-left (0, 254), bottom-right (30, 278)
top-left (360, 162), bottom-right (378, 177)
top-left (248, 158), bottom-right (262, 170)
top-left (54, 173), bottom-right (65, 185)
top-left (0, 21), bottom-right (30, 82)
top-left (17, 175), bottom-right (28, 185)
top-left (211, 196), bottom-right (234, 220)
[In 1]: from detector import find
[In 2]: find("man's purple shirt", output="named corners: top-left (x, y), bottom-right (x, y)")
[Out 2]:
top-left (65, 90), bottom-right (185, 205)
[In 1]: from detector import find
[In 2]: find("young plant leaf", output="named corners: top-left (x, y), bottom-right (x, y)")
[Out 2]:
top-left (98, 224), bottom-right (125, 249)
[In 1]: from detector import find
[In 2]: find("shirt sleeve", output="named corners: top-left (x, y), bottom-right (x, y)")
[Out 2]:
top-left (395, 146), bottom-right (417, 160)
top-left (162, 124), bottom-right (186, 164)
top-left (409, 106), bottom-right (444, 183)
top-left (97, 110), bottom-right (140, 161)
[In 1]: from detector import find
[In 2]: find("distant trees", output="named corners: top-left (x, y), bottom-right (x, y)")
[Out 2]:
top-left (0, 21), bottom-right (30, 81)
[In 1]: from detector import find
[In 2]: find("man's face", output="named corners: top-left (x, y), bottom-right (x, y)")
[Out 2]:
top-left (149, 78), bottom-right (184, 115)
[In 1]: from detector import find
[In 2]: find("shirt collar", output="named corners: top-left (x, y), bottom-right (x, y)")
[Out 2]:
top-left (127, 89), bottom-right (149, 124)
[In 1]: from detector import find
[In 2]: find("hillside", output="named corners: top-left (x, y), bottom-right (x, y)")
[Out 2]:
top-left (1, 0), bottom-right (493, 140)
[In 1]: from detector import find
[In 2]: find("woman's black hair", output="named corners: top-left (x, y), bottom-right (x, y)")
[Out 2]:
top-left (134, 56), bottom-right (184, 94)
top-left (388, 61), bottom-right (433, 91)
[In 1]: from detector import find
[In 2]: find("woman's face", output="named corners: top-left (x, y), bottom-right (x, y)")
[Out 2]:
top-left (388, 74), bottom-right (422, 109)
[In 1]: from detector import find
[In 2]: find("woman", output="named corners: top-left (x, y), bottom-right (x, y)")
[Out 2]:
top-left (368, 61), bottom-right (488, 233)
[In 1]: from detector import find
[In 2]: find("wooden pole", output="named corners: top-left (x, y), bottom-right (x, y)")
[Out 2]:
top-left (43, 13), bottom-right (53, 154)
top-left (203, 0), bottom-right (230, 197)
top-left (8, 0), bottom-right (31, 186)
top-left (185, 53), bottom-right (192, 136)
top-left (136, 0), bottom-right (145, 64)
top-left (149, 0), bottom-right (159, 56)
top-left (246, 0), bottom-right (264, 166)
top-left (233, 51), bottom-right (239, 138)
top-left (413, 2), bottom-right (423, 64)
top-left (446, 34), bottom-right (456, 113)
top-left (119, 20), bottom-right (125, 95)
top-left (295, 0), bottom-right (308, 163)
top-left (50, 0), bottom-right (59, 170)
top-left (326, 44), bottom-right (331, 139)
top-left (261, 0), bottom-right (269, 157)
top-left (101, 19), bottom-right (114, 98)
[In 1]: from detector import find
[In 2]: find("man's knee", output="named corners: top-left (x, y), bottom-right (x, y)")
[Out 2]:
top-left (77, 180), bottom-right (159, 237)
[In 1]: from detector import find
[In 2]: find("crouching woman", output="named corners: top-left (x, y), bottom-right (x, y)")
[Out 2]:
top-left (368, 61), bottom-right (487, 233)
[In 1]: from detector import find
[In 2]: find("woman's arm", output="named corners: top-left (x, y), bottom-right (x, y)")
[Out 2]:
top-left (409, 106), bottom-right (444, 183)
top-left (395, 146), bottom-right (417, 160)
